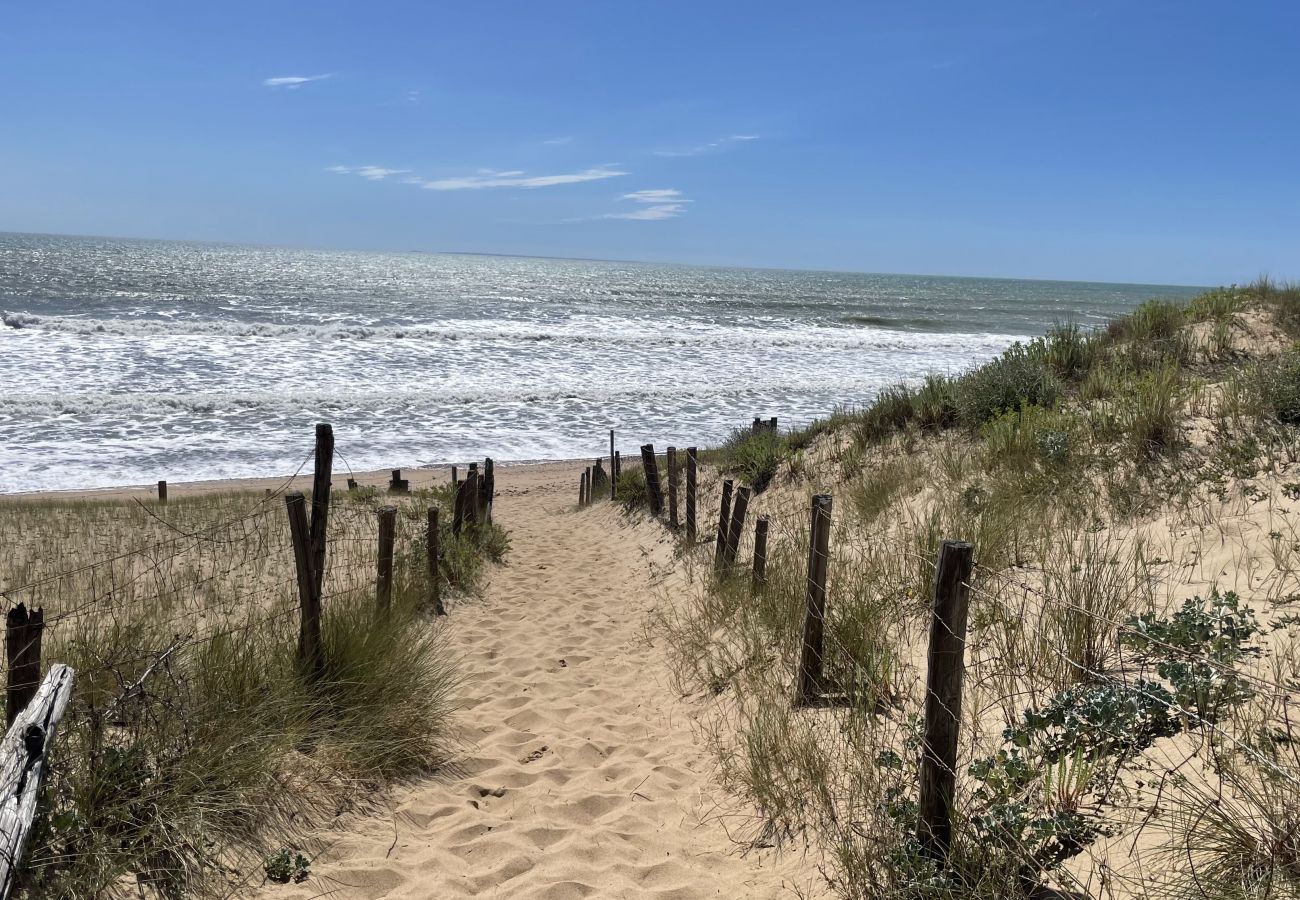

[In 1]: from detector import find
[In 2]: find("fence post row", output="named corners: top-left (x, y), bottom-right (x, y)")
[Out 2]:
top-left (916, 539), bottom-right (975, 863)
top-left (641, 444), bottom-right (664, 516)
top-left (751, 516), bottom-right (769, 590)
top-left (427, 507), bottom-right (446, 616)
top-left (723, 486), bottom-right (751, 566)
top-left (285, 492), bottom-right (324, 680)
top-left (794, 494), bottom-right (833, 705)
top-left (666, 447), bottom-right (679, 530)
top-left (376, 505), bottom-right (397, 609)
top-left (714, 479), bottom-right (734, 569)
top-left (0, 663), bottom-right (75, 899)
top-left (5, 604), bottom-right (44, 729)
top-left (685, 447), bottom-right (697, 542)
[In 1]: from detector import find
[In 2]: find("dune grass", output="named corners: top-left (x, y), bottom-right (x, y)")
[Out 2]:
top-left (0, 483), bottom-right (505, 899)
top-left (656, 279), bottom-right (1300, 899)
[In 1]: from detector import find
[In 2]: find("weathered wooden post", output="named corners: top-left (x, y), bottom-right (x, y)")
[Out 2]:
top-left (347, 477), bottom-right (358, 491)
top-left (768, 416), bottom-right (778, 432)
top-left (468, 463), bottom-right (481, 519)
top-left (917, 539), bottom-right (975, 862)
top-left (641, 444), bottom-right (663, 515)
top-left (377, 505), bottom-right (398, 609)
top-left (286, 492), bottom-right (324, 679)
top-left (751, 516), bottom-right (769, 590)
top-left (752, 416), bottom-right (763, 434)
top-left (0, 663), bottom-right (75, 897)
top-left (451, 465), bottom-right (457, 485)
top-left (482, 458), bottom-right (495, 524)
top-left (614, 450), bottom-right (621, 483)
top-left (724, 486), bottom-right (751, 566)
top-left (309, 423), bottom-right (334, 600)
top-left (452, 478), bottom-right (465, 535)
top-left (794, 494), bottom-right (833, 705)
top-left (610, 429), bottom-right (617, 501)
top-left (462, 469), bottom-right (479, 527)
top-left (666, 447), bottom-right (679, 530)
top-left (427, 507), bottom-right (445, 616)
top-left (579, 468), bottom-right (589, 507)
top-left (5, 604), bottom-right (43, 728)
top-left (685, 447), bottom-right (698, 542)
top-left (156, 480), bottom-right (167, 503)
top-left (714, 479), bottom-right (734, 569)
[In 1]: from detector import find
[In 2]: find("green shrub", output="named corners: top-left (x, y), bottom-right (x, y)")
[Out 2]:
top-left (1033, 323), bottom-right (1097, 382)
top-left (980, 404), bottom-right (1076, 471)
top-left (1259, 349), bottom-right (1300, 424)
top-left (717, 426), bottom-right (785, 492)
top-left (1121, 364), bottom-right (1184, 455)
top-left (857, 384), bottom-right (917, 443)
top-left (955, 344), bottom-right (1061, 427)
top-left (614, 465), bottom-right (648, 509)
top-left (913, 374), bottom-right (959, 429)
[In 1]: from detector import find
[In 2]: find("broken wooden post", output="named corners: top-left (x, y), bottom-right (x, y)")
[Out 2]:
top-left (463, 469), bottom-right (479, 526)
top-left (427, 507), bottom-right (445, 616)
top-left (377, 505), bottom-right (398, 609)
top-left (0, 663), bottom-right (75, 898)
top-left (286, 492), bottom-right (324, 679)
top-left (309, 423), bottom-right (334, 601)
top-left (666, 447), bottom-right (679, 530)
top-left (917, 539), bottom-right (975, 862)
top-left (685, 447), bottom-right (698, 542)
top-left (641, 444), bottom-right (663, 515)
top-left (752, 416), bottom-right (763, 434)
top-left (768, 416), bottom-right (778, 432)
top-left (723, 486), bottom-right (751, 566)
top-left (389, 469), bottom-right (409, 493)
top-left (752, 516), bottom-right (769, 590)
top-left (794, 494), bottom-right (833, 705)
top-left (714, 479), bottom-right (734, 569)
top-left (5, 605), bottom-right (43, 729)
top-left (347, 477), bottom-right (358, 491)
top-left (156, 480), bottom-right (167, 503)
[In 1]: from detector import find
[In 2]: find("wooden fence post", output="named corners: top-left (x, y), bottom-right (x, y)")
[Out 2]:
top-left (614, 450), bottom-right (621, 483)
top-left (917, 539), bottom-right (975, 862)
top-left (463, 469), bottom-right (479, 526)
top-left (309, 423), bottom-right (333, 600)
top-left (641, 444), bottom-right (663, 515)
top-left (580, 468), bottom-right (589, 507)
top-left (685, 447), bottom-right (698, 542)
top-left (482, 458), bottom-right (495, 524)
top-left (752, 516), bottom-right (769, 590)
top-left (377, 505), bottom-right (397, 609)
top-left (794, 494), bottom-right (833, 705)
top-left (451, 465), bottom-right (457, 485)
top-left (752, 416), bottom-right (762, 434)
top-left (714, 479), bottom-right (734, 569)
top-left (0, 663), bottom-right (75, 898)
top-left (610, 430), bottom-right (616, 501)
top-left (427, 507), bottom-right (445, 616)
top-left (666, 447), bottom-right (679, 530)
top-left (5, 605), bottom-right (43, 729)
top-left (724, 486), bottom-right (751, 566)
top-left (156, 480), bottom-right (167, 503)
top-left (768, 416), bottom-right (778, 432)
top-left (286, 492), bottom-right (323, 679)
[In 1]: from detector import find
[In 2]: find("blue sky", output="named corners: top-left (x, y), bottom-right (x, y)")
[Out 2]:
top-left (1, 1), bottom-right (1297, 284)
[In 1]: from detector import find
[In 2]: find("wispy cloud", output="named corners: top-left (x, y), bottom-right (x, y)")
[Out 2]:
top-left (653, 133), bottom-right (760, 158)
top-left (602, 188), bottom-right (689, 220)
top-left (263, 74), bottom-right (332, 89)
top-left (327, 165), bottom-right (410, 181)
top-left (541, 136), bottom-right (574, 146)
top-left (414, 166), bottom-right (627, 191)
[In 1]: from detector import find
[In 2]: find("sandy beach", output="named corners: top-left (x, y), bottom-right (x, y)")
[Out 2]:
top-left (128, 459), bottom-right (814, 899)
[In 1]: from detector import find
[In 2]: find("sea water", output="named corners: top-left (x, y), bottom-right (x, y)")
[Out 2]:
top-left (0, 232), bottom-right (1201, 492)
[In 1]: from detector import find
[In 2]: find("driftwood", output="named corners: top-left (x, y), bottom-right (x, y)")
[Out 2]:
top-left (0, 664), bottom-right (75, 898)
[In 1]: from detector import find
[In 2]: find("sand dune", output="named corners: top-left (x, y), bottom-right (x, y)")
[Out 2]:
top-left (249, 461), bottom-right (821, 899)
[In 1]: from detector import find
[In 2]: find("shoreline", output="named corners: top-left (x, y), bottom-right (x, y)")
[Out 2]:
top-left (0, 457), bottom-right (595, 503)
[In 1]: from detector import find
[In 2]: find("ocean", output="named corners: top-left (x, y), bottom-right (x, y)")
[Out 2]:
top-left (0, 232), bottom-right (1202, 493)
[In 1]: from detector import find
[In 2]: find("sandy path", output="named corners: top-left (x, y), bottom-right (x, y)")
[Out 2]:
top-left (255, 462), bottom-right (818, 899)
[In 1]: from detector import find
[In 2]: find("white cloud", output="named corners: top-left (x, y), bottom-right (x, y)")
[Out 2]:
top-left (601, 188), bottom-right (689, 220)
top-left (263, 74), bottom-right (332, 89)
top-left (653, 133), bottom-right (760, 157)
top-left (415, 166), bottom-right (627, 190)
top-left (620, 189), bottom-right (688, 204)
top-left (326, 165), bottom-right (353, 174)
top-left (541, 136), bottom-right (574, 146)
top-left (327, 165), bottom-right (409, 181)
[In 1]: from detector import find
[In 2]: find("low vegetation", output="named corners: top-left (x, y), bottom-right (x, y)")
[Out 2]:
top-left (657, 278), bottom-right (1300, 899)
top-left (0, 480), bottom-right (506, 899)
